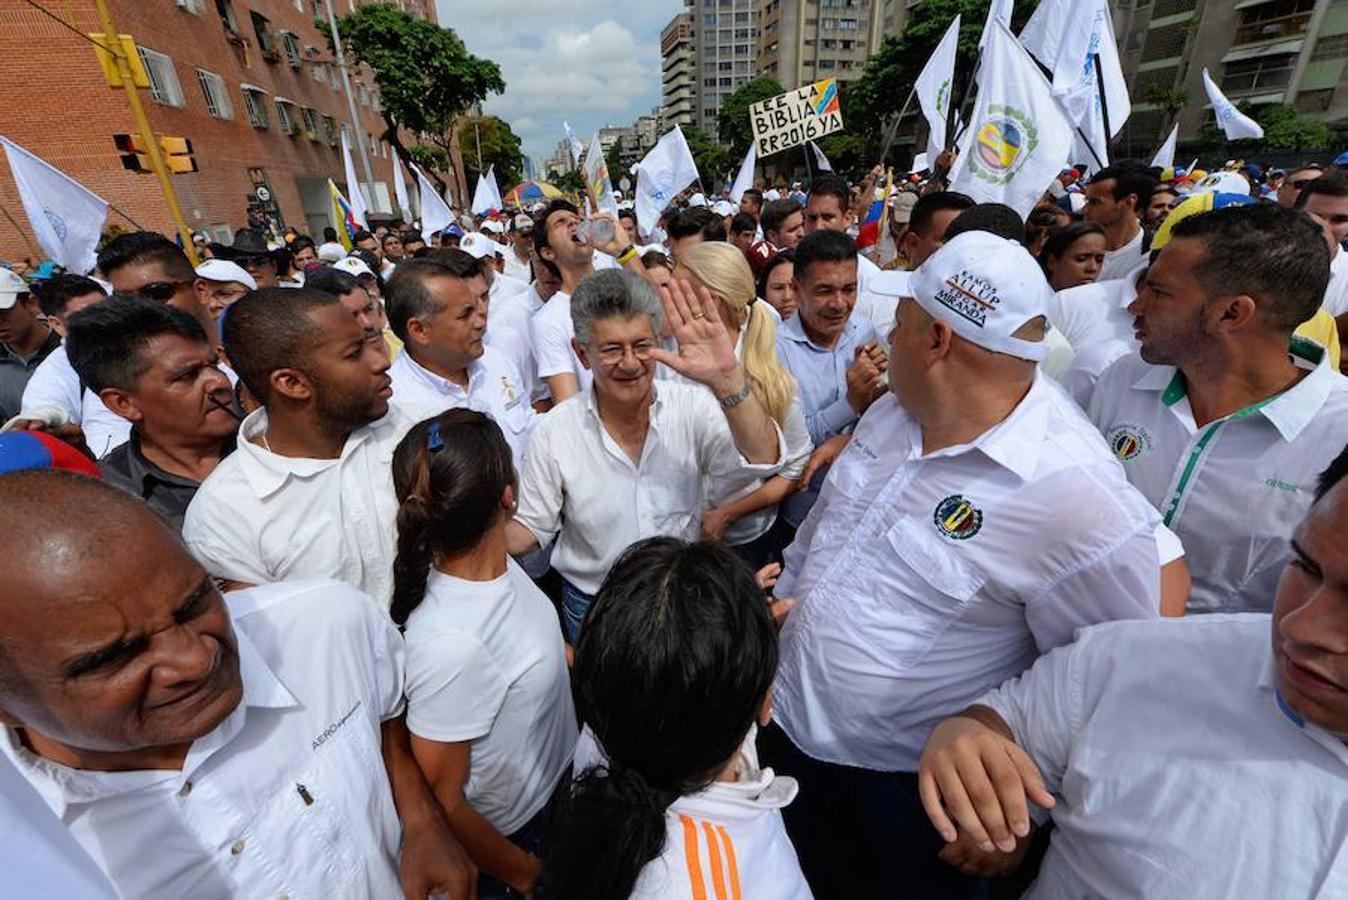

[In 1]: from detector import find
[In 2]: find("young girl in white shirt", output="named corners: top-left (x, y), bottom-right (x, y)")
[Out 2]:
top-left (391, 409), bottom-right (577, 898)
top-left (538, 537), bottom-right (812, 899)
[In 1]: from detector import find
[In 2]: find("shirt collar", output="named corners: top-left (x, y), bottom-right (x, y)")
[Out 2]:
top-left (2, 625), bottom-right (297, 817)
top-left (966, 372), bottom-right (1051, 481)
top-left (778, 310), bottom-right (859, 351)
top-left (119, 428), bottom-right (238, 492)
top-left (233, 408), bottom-right (380, 498)
top-left (0, 328), bottom-right (60, 364)
top-left (1257, 648), bottom-right (1348, 767)
top-left (1130, 338), bottom-right (1337, 442)
top-left (400, 351), bottom-right (481, 397)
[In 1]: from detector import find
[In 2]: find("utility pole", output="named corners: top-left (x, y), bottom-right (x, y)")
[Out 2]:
top-left (324, 0), bottom-right (378, 210)
top-left (92, 0), bottom-right (198, 263)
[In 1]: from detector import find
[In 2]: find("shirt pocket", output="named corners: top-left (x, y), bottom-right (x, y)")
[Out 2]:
top-left (646, 476), bottom-right (701, 539)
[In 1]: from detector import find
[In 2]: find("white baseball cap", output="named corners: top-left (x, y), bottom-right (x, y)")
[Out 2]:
top-left (512, 213), bottom-right (535, 233)
top-left (481, 219), bottom-right (505, 234)
top-left (711, 199), bottom-right (737, 217)
top-left (0, 268), bottom-right (28, 310)
top-left (763, 189), bottom-right (782, 202)
top-left (459, 232), bottom-right (502, 260)
top-left (688, 192), bottom-right (708, 208)
top-left (1191, 170), bottom-right (1250, 197)
top-left (194, 259), bottom-right (257, 290)
top-left (909, 231), bottom-right (1051, 362)
top-left (317, 242), bottom-right (347, 262)
top-left (332, 256), bottom-right (376, 279)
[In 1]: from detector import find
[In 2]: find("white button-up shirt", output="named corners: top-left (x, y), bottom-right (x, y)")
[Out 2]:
top-left (982, 614), bottom-right (1348, 900)
top-left (515, 382), bottom-right (785, 594)
top-left (389, 347), bottom-right (536, 463)
top-left (774, 374), bottom-right (1162, 771)
top-left (1, 580), bottom-right (407, 900)
top-left (183, 405), bottom-right (418, 607)
top-left (1087, 339), bottom-right (1348, 613)
top-left (485, 277), bottom-right (543, 403)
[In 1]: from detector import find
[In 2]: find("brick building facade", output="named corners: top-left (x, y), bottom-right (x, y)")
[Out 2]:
top-left (0, 0), bottom-right (435, 267)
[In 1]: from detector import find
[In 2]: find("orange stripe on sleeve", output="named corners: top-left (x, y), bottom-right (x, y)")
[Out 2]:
top-left (680, 814), bottom-right (708, 900)
top-left (715, 825), bottom-right (742, 900)
top-left (702, 820), bottom-right (728, 900)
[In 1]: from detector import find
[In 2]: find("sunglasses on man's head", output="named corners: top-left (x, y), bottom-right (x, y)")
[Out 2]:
top-left (131, 280), bottom-right (191, 302)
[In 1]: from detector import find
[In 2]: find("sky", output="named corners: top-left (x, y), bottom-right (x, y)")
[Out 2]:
top-left (434, 0), bottom-right (683, 176)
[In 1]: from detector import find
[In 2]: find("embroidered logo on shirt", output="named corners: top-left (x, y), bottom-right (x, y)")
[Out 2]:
top-left (311, 700), bottom-right (362, 751)
top-left (500, 375), bottom-right (520, 406)
top-left (1109, 425), bottom-right (1151, 461)
top-left (933, 494), bottom-right (983, 540)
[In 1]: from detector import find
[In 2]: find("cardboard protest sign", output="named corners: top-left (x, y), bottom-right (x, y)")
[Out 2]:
top-left (750, 78), bottom-right (843, 157)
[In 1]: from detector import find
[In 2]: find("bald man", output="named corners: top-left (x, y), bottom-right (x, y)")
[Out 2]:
top-left (0, 471), bottom-right (473, 900)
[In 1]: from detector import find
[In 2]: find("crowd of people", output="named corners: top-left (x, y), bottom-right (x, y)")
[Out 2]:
top-left (1, 148), bottom-right (1346, 900)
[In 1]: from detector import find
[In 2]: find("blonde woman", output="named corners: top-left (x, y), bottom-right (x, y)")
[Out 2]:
top-left (676, 241), bottom-right (813, 566)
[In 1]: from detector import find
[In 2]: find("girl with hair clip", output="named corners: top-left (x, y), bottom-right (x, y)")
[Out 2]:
top-left (391, 409), bottom-right (577, 898)
top-left (675, 241), bottom-right (814, 567)
top-left (538, 538), bottom-right (811, 900)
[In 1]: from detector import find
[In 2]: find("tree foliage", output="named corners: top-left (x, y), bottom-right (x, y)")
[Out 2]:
top-left (321, 5), bottom-right (504, 194)
top-left (457, 116), bottom-right (525, 188)
top-left (717, 77), bottom-right (784, 155)
top-left (1200, 103), bottom-right (1334, 153)
top-left (684, 127), bottom-right (735, 190)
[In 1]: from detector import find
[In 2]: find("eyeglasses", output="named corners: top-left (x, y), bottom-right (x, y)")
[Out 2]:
top-left (130, 280), bottom-right (192, 302)
top-left (594, 340), bottom-right (656, 364)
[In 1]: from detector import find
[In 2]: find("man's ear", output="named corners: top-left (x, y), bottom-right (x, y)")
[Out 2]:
top-left (572, 337), bottom-right (592, 371)
top-left (269, 367), bottom-right (314, 403)
top-left (929, 317), bottom-right (957, 360)
top-left (98, 388), bottom-right (143, 425)
top-left (1212, 294), bottom-right (1260, 333)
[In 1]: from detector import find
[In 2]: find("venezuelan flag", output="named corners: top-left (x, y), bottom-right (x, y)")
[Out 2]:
top-left (856, 199), bottom-right (884, 249)
top-left (327, 179), bottom-right (360, 251)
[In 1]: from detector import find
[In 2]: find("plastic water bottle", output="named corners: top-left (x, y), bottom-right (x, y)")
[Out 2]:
top-left (577, 217), bottom-right (614, 247)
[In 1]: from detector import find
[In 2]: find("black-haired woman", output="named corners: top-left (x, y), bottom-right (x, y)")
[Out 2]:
top-left (391, 409), bottom-right (577, 898)
top-left (538, 538), bottom-right (811, 900)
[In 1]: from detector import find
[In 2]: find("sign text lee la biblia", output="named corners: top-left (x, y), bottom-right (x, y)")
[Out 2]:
top-left (750, 78), bottom-right (844, 157)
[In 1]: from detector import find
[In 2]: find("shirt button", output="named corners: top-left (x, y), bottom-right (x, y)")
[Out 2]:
top-left (177, 781), bottom-right (192, 797)
top-left (230, 839), bottom-right (246, 856)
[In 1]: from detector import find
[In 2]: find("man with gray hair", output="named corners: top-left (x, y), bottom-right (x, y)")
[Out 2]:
top-left (506, 269), bottom-right (785, 641)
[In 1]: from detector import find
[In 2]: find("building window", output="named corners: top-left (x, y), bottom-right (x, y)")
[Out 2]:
top-left (215, 0), bottom-right (237, 31)
top-left (1312, 34), bottom-right (1348, 60)
top-left (281, 32), bottom-right (302, 69)
top-left (136, 47), bottom-right (185, 107)
top-left (322, 115), bottom-right (338, 145)
top-left (839, 18), bottom-right (859, 30)
top-left (274, 99), bottom-right (298, 135)
top-left (1141, 22), bottom-right (1189, 62)
top-left (1234, 0), bottom-right (1314, 46)
top-left (242, 87), bottom-right (268, 128)
top-left (251, 11), bottom-right (278, 61)
top-left (1222, 54), bottom-right (1297, 94)
top-left (300, 107), bottom-right (319, 140)
top-left (195, 68), bottom-right (233, 118)
top-left (176, 0), bottom-right (205, 14)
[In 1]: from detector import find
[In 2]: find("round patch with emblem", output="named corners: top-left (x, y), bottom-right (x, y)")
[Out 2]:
top-left (1109, 425), bottom-right (1151, 461)
top-left (933, 494), bottom-right (983, 540)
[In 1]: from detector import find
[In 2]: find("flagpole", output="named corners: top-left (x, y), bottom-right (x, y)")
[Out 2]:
top-left (1093, 52), bottom-right (1113, 158)
top-left (879, 86), bottom-right (917, 168)
top-left (324, 0), bottom-right (378, 211)
top-left (93, 0), bottom-right (197, 263)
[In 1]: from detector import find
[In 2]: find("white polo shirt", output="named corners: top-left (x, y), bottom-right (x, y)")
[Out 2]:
top-left (773, 374), bottom-right (1162, 772)
top-left (389, 347), bottom-right (536, 464)
top-left (1086, 339), bottom-right (1348, 613)
top-left (183, 404), bottom-right (418, 607)
top-left (501, 248), bottom-right (533, 284)
top-left (1045, 273), bottom-right (1138, 352)
top-left (531, 290), bottom-right (593, 395)
top-left (514, 383), bottom-right (785, 594)
top-left (0, 580), bottom-right (407, 900)
top-left (1096, 227), bottom-right (1144, 282)
top-left (20, 343), bottom-right (131, 458)
top-left (981, 615), bottom-right (1348, 900)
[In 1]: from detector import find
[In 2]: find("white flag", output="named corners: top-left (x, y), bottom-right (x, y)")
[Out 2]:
top-left (979, 0), bottom-right (1013, 50)
top-left (563, 121), bottom-right (584, 167)
top-left (412, 163), bottom-right (453, 244)
top-left (729, 142), bottom-right (757, 203)
top-left (809, 141), bottom-right (833, 173)
top-left (471, 165), bottom-right (502, 215)
top-left (0, 137), bottom-right (107, 274)
top-left (583, 133), bottom-right (619, 218)
top-left (392, 155), bottom-right (413, 221)
top-left (1203, 68), bottom-right (1264, 140)
top-left (916, 16), bottom-right (961, 167)
top-left (1020, 0), bottom-right (1129, 169)
top-left (948, 21), bottom-right (1074, 219)
top-left (634, 126), bottom-right (700, 234)
top-left (340, 129), bottom-right (370, 229)
top-left (912, 152), bottom-right (930, 174)
top-left (1151, 124), bottom-right (1179, 170)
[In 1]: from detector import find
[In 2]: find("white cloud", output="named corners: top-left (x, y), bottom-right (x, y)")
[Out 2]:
top-left (435, 0), bottom-right (682, 171)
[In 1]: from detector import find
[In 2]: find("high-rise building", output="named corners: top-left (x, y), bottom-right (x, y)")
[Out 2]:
top-left (0, 0), bottom-right (431, 266)
top-left (661, 13), bottom-right (697, 131)
top-left (1117, 0), bottom-right (1348, 154)
top-left (757, 0), bottom-right (886, 93)
top-left (690, 0), bottom-right (759, 138)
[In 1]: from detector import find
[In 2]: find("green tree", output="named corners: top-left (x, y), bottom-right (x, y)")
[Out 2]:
top-left (1145, 86), bottom-right (1188, 132)
top-left (1200, 103), bottom-right (1333, 153)
top-left (717, 77), bottom-right (784, 155)
top-left (683, 127), bottom-right (734, 190)
top-left (321, 5), bottom-right (504, 199)
top-left (457, 115), bottom-right (525, 189)
top-left (549, 169), bottom-right (585, 194)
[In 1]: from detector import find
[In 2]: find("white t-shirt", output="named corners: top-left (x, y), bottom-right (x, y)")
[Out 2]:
top-left (1322, 248), bottom-right (1348, 317)
top-left (502, 248), bottom-right (534, 283)
top-left (403, 560), bottom-right (577, 834)
top-left (531, 290), bottom-right (593, 394)
top-left (1097, 226), bottom-right (1144, 282)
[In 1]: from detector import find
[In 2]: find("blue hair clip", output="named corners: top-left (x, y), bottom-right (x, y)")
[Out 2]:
top-left (427, 421), bottom-right (444, 452)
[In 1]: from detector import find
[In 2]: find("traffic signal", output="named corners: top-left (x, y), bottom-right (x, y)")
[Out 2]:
top-left (159, 136), bottom-right (198, 174)
top-left (113, 133), bottom-right (150, 173)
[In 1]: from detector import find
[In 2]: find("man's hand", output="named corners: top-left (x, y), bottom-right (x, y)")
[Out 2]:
top-left (700, 506), bottom-right (735, 542)
top-left (590, 212), bottom-right (633, 259)
top-left (799, 434), bottom-right (851, 489)
top-left (649, 279), bottom-right (741, 395)
top-left (937, 825), bottom-right (1035, 877)
top-left (399, 811), bottom-right (477, 900)
top-left (845, 343), bottom-right (886, 413)
top-left (917, 713), bottom-right (1055, 854)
